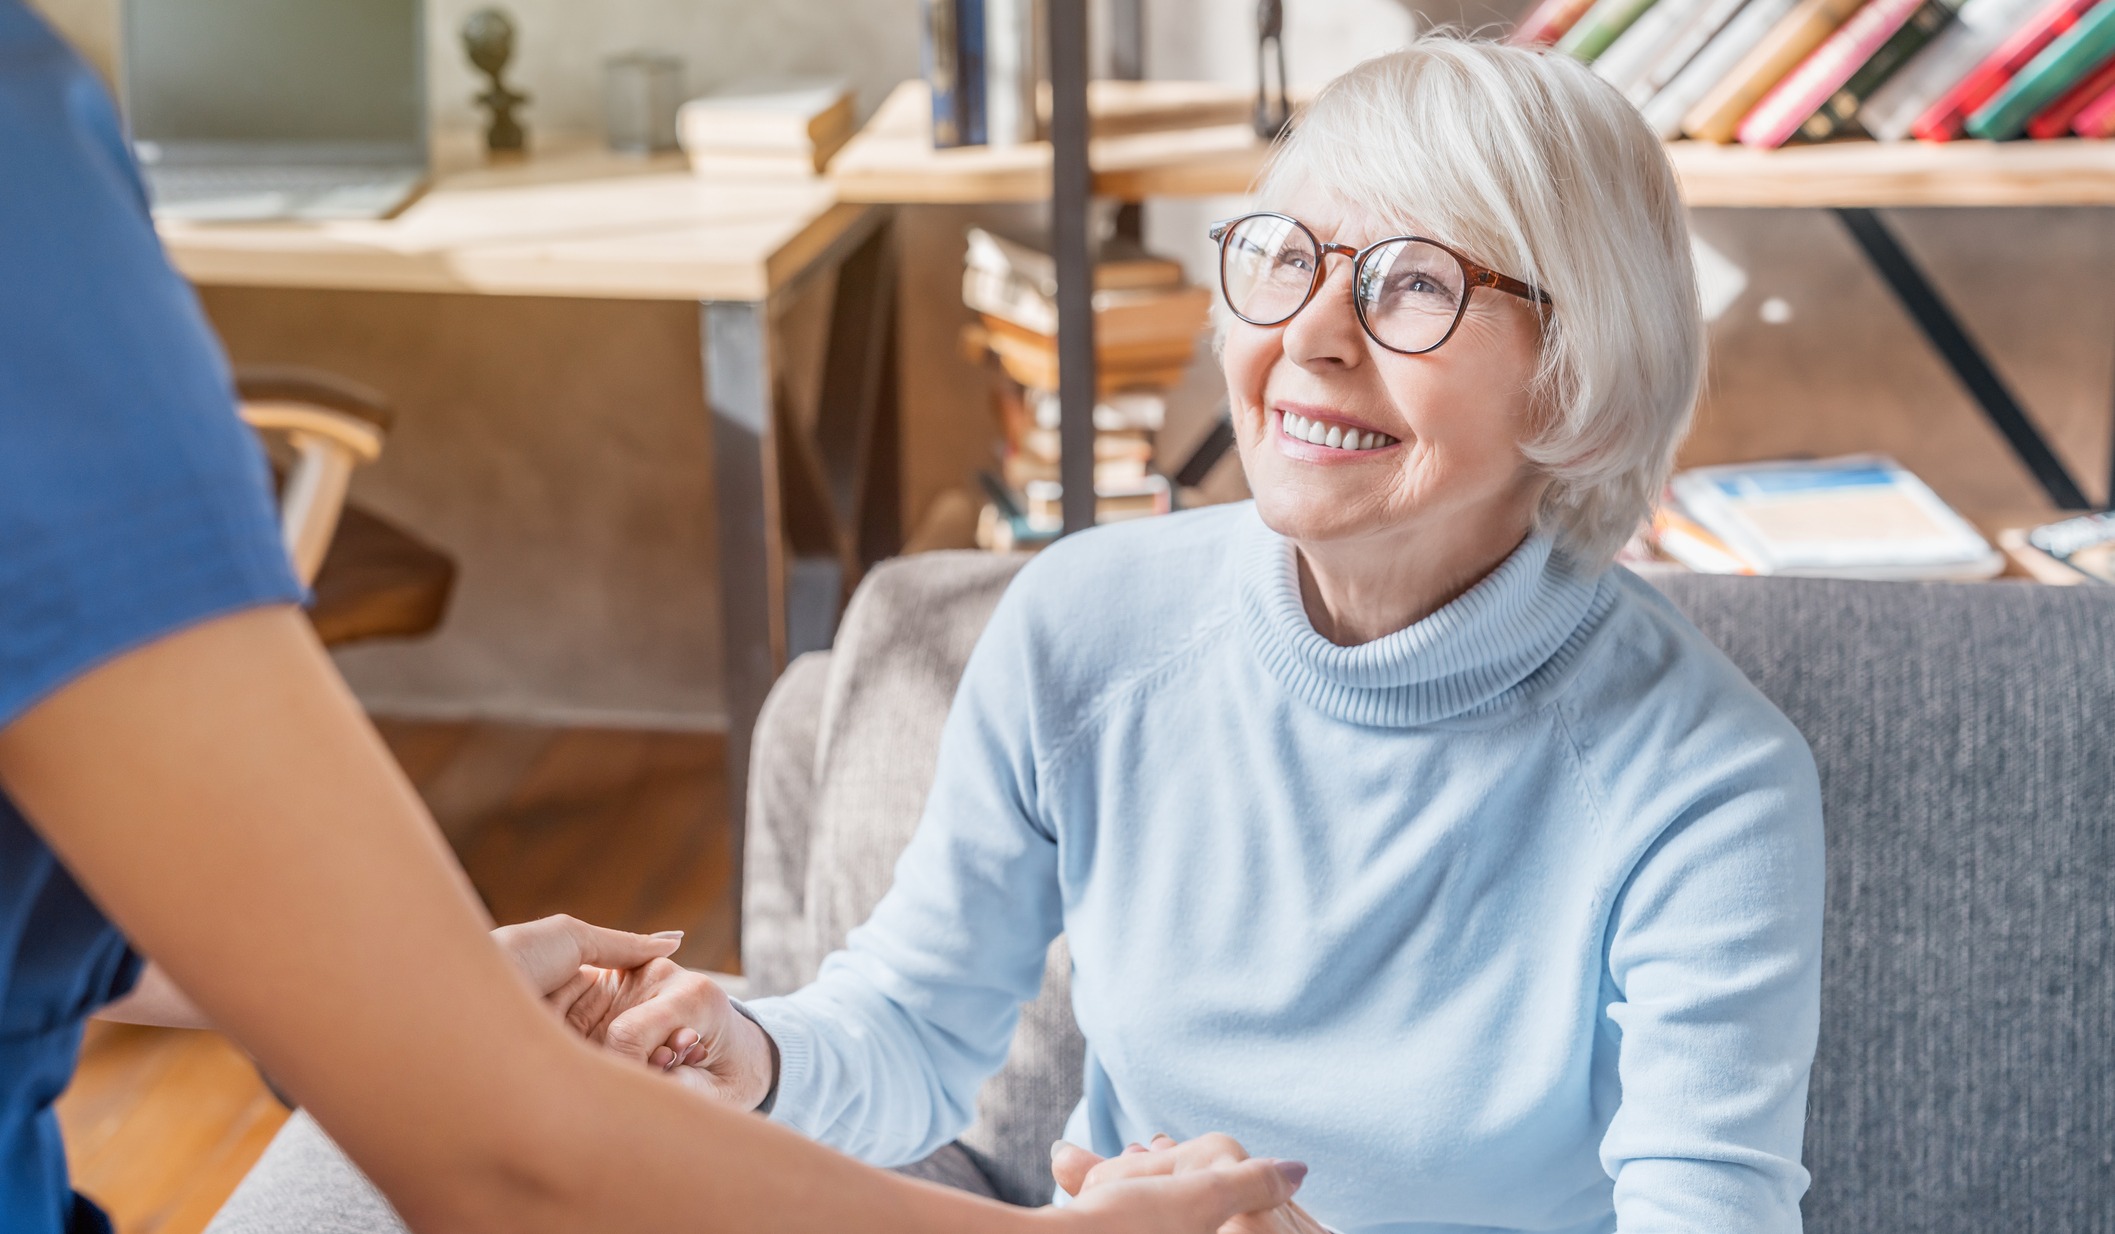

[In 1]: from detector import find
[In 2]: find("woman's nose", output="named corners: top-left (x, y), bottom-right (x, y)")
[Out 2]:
top-left (1279, 254), bottom-right (1367, 370)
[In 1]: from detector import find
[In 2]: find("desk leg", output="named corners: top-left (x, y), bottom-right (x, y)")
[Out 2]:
top-left (705, 299), bottom-right (781, 932)
top-left (1834, 207), bottom-right (2092, 510)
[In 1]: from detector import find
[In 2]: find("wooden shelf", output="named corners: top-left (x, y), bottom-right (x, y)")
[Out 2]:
top-left (830, 79), bottom-right (2115, 208)
top-left (1669, 137), bottom-right (2115, 207)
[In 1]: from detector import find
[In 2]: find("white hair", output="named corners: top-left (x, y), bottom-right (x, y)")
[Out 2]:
top-left (1246, 33), bottom-right (1703, 569)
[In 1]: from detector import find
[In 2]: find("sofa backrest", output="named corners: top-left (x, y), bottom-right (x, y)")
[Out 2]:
top-left (747, 550), bottom-right (2115, 1226)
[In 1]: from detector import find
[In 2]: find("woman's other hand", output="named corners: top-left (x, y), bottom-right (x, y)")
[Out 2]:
top-left (1054, 1134), bottom-right (1326, 1234)
top-left (556, 959), bottom-right (777, 1109)
top-left (488, 914), bottom-right (681, 999)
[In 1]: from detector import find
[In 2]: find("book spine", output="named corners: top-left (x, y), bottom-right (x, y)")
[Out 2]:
top-left (2026, 45), bottom-right (2115, 133)
top-left (1557, 0), bottom-right (1666, 61)
top-left (2073, 68), bottom-right (2115, 129)
top-left (1797, 0), bottom-right (1960, 141)
top-left (1741, 0), bottom-right (1948, 146)
top-left (1595, 0), bottom-right (1711, 92)
top-left (1859, 0), bottom-right (2049, 139)
top-left (1909, 0), bottom-right (2103, 139)
top-left (1835, 0), bottom-right (1961, 130)
top-left (956, 0), bottom-right (988, 146)
top-left (1641, 0), bottom-right (1803, 135)
top-left (982, 0), bottom-right (1038, 148)
top-left (924, 0), bottom-right (964, 148)
top-left (1627, 0), bottom-right (1758, 103)
top-left (1682, 0), bottom-right (1868, 142)
top-left (1967, 0), bottom-right (2115, 136)
top-left (1512, 0), bottom-right (1604, 44)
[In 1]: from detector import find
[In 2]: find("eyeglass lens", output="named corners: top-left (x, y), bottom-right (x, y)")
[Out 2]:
top-left (1219, 215), bottom-right (1467, 354)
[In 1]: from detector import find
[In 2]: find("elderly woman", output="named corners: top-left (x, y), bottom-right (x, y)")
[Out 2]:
top-left (606, 33), bottom-right (1823, 1234)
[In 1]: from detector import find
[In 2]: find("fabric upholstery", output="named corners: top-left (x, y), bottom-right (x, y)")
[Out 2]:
top-left (741, 649), bottom-right (832, 1000)
top-left (1648, 573), bottom-right (2115, 1233)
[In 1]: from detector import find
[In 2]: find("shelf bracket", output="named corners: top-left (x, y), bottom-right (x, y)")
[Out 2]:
top-left (1833, 206), bottom-right (2094, 511)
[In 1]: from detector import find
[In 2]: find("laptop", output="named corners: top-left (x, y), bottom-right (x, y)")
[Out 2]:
top-left (121, 0), bottom-right (428, 221)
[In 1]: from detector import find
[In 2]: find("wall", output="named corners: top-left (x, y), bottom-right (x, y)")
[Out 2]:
top-left (29, 0), bottom-right (2115, 729)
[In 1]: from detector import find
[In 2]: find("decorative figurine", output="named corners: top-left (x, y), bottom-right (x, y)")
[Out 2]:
top-left (1255, 0), bottom-right (1292, 140)
top-left (462, 7), bottom-right (528, 154)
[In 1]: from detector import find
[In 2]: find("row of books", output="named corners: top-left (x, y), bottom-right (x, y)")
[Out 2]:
top-left (1514, 0), bottom-right (2115, 144)
top-left (921, 0), bottom-right (1041, 150)
top-left (675, 78), bottom-right (855, 177)
top-left (959, 227), bottom-right (1207, 550)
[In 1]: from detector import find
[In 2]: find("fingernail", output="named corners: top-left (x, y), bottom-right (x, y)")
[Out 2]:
top-left (1123, 1142), bottom-right (1145, 1155)
top-left (1273, 1160), bottom-right (1309, 1189)
top-left (1151, 1132), bottom-right (1175, 1147)
top-left (651, 930), bottom-right (685, 941)
top-left (1050, 1139), bottom-right (1077, 1161)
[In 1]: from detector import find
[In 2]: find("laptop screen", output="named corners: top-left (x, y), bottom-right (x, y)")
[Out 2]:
top-left (122, 0), bottom-right (425, 163)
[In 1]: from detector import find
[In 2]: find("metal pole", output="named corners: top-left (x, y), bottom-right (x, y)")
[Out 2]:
top-left (1050, 0), bottom-right (1098, 535)
top-left (1834, 207), bottom-right (2090, 510)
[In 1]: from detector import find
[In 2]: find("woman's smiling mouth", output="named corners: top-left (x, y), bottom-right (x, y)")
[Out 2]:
top-left (1274, 407), bottom-right (1401, 455)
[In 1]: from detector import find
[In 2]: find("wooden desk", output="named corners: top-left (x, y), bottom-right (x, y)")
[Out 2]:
top-left (162, 143), bottom-right (897, 853)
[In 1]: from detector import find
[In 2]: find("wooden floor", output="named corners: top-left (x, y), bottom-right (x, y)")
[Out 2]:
top-left (55, 720), bottom-right (734, 1234)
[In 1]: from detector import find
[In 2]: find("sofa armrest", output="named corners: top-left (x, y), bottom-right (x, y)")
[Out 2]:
top-left (741, 650), bottom-right (831, 996)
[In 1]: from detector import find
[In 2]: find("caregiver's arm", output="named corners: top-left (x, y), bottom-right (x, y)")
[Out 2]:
top-left (0, 605), bottom-right (1296, 1234)
top-left (1596, 726), bottom-right (1826, 1234)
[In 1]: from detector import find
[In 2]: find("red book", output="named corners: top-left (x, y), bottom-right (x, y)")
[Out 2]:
top-left (1910, 0), bottom-right (2104, 139)
top-left (2073, 73), bottom-right (2115, 131)
top-left (2026, 46), bottom-right (2115, 134)
top-left (1739, 0), bottom-right (1943, 147)
top-left (1511, 0), bottom-right (1600, 44)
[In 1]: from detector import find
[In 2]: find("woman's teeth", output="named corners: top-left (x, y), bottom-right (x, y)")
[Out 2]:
top-left (1280, 411), bottom-right (1398, 452)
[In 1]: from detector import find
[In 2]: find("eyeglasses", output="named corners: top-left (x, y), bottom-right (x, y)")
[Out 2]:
top-left (1207, 212), bottom-right (1552, 355)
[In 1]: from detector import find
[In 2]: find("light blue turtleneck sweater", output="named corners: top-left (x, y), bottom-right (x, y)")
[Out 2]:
top-left (743, 501), bottom-right (1824, 1234)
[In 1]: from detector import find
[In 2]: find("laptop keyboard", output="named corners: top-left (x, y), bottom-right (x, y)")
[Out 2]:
top-left (145, 165), bottom-right (423, 220)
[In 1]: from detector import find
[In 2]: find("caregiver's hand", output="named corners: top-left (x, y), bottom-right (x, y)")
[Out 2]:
top-left (1055, 1134), bottom-right (1328, 1234)
top-left (553, 959), bottom-right (777, 1109)
top-left (488, 914), bottom-right (682, 1004)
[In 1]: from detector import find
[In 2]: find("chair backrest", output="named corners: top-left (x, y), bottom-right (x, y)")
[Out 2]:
top-left (234, 365), bottom-right (391, 585)
top-left (753, 552), bottom-right (2115, 1223)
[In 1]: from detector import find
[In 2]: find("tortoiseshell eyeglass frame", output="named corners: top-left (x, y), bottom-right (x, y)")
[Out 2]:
top-left (1207, 211), bottom-right (1554, 356)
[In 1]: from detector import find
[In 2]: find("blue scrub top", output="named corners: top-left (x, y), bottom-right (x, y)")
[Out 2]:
top-left (0, 4), bottom-right (303, 1231)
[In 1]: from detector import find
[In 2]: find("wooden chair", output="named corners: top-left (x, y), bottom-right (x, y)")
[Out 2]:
top-left (234, 366), bottom-right (455, 647)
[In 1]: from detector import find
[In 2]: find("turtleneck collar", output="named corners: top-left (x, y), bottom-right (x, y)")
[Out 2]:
top-left (1235, 504), bottom-right (1611, 728)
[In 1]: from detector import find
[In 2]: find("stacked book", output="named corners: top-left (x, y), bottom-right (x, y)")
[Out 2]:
top-left (1634, 454), bottom-right (2007, 578)
top-left (960, 227), bottom-right (1211, 550)
top-left (676, 78), bottom-right (855, 177)
top-left (1514, 0), bottom-right (2115, 144)
top-left (1999, 510), bottom-right (2115, 581)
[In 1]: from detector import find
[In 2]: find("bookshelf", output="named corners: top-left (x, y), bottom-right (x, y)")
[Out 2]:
top-left (835, 79), bottom-right (2115, 207)
top-left (837, 54), bottom-right (2115, 528)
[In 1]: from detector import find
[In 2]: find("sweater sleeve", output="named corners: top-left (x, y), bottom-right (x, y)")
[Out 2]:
top-left (1598, 730), bottom-right (1825, 1233)
top-left (738, 580), bottom-right (1063, 1166)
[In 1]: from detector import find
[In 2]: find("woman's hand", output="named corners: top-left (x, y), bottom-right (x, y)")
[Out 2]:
top-left (548, 958), bottom-right (778, 1109)
top-left (1054, 1134), bottom-right (1327, 1234)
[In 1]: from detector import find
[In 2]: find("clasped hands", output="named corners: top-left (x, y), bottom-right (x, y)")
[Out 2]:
top-left (497, 915), bottom-right (1317, 1233)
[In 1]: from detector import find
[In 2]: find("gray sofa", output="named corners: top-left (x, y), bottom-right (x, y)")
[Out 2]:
top-left (209, 551), bottom-right (2115, 1233)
